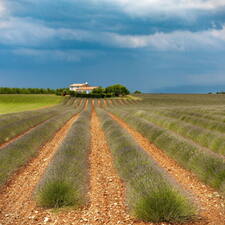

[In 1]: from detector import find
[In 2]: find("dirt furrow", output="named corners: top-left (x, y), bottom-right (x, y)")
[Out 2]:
top-left (104, 99), bottom-right (108, 107)
top-left (97, 100), bottom-right (100, 106)
top-left (48, 108), bottom-right (151, 225)
top-left (108, 112), bottom-right (225, 225)
top-left (77, 109), bottom-right (133, 225)
top-left (0, 113), bottom-right (80, 225)
top-left (0, 107), bottom-right (150, 225)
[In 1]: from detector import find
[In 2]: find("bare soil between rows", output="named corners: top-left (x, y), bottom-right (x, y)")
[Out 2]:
top-left (108, 111), bottom-right (225, 225)
top-left (0, 107), bottom-right (156, 225)
top-left (0, 117), bottom-right (53, 150)
top-left (0, 106), bottom-right (224, 225)
top-left (0, 113), bottom-right (80, 224)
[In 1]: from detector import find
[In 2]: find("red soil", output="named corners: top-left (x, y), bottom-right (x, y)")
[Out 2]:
top-left (109, 112), bottom-right (225, 225)
top-left (0, 113), bottom-right (80, 224)
top-left (0, 118), bottom-right (51, 150)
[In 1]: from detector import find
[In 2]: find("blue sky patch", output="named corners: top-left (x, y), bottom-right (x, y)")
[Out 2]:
top-left (0, 0), bottom-right (225, 92)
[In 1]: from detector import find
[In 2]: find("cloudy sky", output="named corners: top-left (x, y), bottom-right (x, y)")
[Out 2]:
top-left (0, 0), bottom-right (225, 93)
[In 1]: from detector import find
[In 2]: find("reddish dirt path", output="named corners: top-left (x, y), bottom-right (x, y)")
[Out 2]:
top-left (48, 108), bottom-right (149, 225)
top-left (78, 109), bottom-right (133, 225)
top-left (2, 106), bottom-right (223, 225)
top-left (108, 112), bottom-right (225, 225)
top-left (0, 117), bottom-right (53, 150)
top-left (0, 113), bottom-right (80, 225)
top-left (0, 107), bottom-right (149, 225)
top-left (84, 99), bottom-right (88, 109)
top-left (104, 99), bottom-right (108, 107)
top-left (97, 99), bottom-right (100, 107)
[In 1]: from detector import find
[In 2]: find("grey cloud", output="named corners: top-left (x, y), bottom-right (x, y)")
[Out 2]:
top-left (0, 16), bottom-right (225, 51)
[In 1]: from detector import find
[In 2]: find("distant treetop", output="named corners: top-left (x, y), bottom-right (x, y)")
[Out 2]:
top-left (105, 84), bottom-right (129, 97)
top-left (134, 90), bottom-right (142, 94)
top-left (0, 87), bottom-right (55, 94)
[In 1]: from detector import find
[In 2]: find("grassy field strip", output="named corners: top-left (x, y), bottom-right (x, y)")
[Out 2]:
top-left (107, 110), bottom-right (225, 224)
top-left (0, 117), bottom-right (53, 150)
top-left (128, 110), bottom-right (225, 157)
top-left (36, 106), bottom-right (91, 208)
top-left (0, 105), bottom-right (84, 188)
top-left (107, 108), bottom-right (225, 194)
top-left (0, 109), bottom-right (61, 147)
top-left (97, 108), bottom-right (194, 223)
top-left (0, 95), bottom-right (62, 114)
top-left (0, 105), bottom-right (62, 127)
top-left (0, 105), bottom-right (80, 148)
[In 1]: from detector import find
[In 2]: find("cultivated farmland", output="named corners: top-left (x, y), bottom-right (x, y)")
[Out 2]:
top-left (0, 94), bottom-right (62, 114)
top-left (0, 95), bottom-right (224, 225)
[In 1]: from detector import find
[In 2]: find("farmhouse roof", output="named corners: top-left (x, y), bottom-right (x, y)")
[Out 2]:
top-left (77, 86), bottom-right (98, 90)
top-left (70, 83), bottom-right (88, 87)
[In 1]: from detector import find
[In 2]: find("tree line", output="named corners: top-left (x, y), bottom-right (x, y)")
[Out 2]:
top-left (0, 84), bottom-right (131, 98)
top-left (69, 84), bottom-right (130, 98)
top-left (0, 87), bottom-right (56, 94)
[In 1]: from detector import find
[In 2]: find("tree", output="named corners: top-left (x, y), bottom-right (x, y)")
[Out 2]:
top-left (105, 84), bottom-right (129, 97)
top-left (92, 87), bottom-right (105, 94)
top-left (134, 90), bottom-right (142, 94)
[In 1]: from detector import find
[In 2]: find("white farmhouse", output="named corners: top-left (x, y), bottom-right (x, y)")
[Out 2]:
top-left (69, 82), bottom-right (98, 94)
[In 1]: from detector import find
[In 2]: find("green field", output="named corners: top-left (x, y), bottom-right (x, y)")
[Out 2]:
top-left (0, 95), bottom-right (63, 114)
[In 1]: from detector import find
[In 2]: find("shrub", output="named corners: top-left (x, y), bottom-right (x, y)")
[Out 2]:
top-left (0, 105), bottom-right (83, 188)
top-left (108, 108), bottom-right (225, 193)
top-left (97, 108), bottom-right (194, 222)
top-left (132, 110), bottom-right (225, 156)
top-left (0, 107), bottom-right (64, 146)
top-left (36, 108), bottom-right (91, 208)
top-left (38, 180), bottom-right (76, 208)
top-left (105, 84), bottom-right (129, 97)
top-left (0, 87), bottom-right (56, 94)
